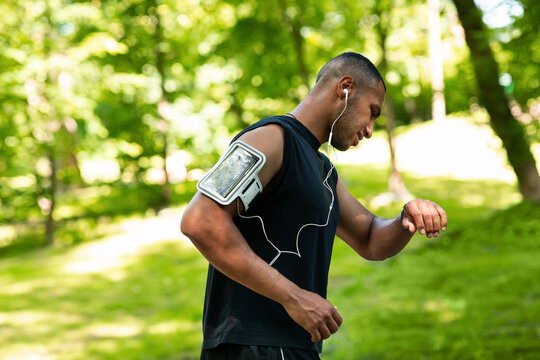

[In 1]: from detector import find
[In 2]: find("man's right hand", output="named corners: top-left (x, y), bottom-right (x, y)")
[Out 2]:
top-left (283, 288), bottom-right (343, 342)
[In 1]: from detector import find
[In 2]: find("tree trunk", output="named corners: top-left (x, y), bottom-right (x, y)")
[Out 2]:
top-left (289, 20), bottom-right (309, 87)
top-left (278, 0), bottom-right (309, 88)
top-left (428, 0), bottom-right (446, 122)
top-left (384, 94), bottom-right (410, 197)
top-left (453, 0), bottom-right (540, 202)
top-left (153, 7), bottom-right (171, 208)
top-left (374, 1), bottom-right (411, 200)
top-left (230, 92), bottom-right (250, 128)
top-left (45, 149), bottom-right (57, 246)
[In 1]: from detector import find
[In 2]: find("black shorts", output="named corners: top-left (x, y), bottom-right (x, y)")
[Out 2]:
top-left (201, 343), bottom-right (321, 360)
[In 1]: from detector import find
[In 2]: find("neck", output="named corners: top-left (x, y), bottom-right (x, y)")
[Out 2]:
top-left (288, 92), bottom-right (335, 146)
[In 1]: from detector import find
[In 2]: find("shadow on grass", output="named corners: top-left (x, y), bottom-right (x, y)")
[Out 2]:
top-left (0, 240), bottom-right (207, 359)
top-left (0, 181), bottom-right (198, 258)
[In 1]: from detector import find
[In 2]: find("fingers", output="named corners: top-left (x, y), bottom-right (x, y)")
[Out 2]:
top-left (418, 201), bottom-right (435, 236)
top-left (420, 200), bottom-right (442, 237)
top-left (318, 323), bottom-right (331, 340)
top-left (308, 305), bottom-right (343, 342)
top-left (405, 201), bottom-right (426, 235)
top-left (432, 210), bottom-right (440, 237)
top-left (405, 199), bottom-right (448, 237)
top-left (424, 201), bottom-right (445, 237)
top-left (285, 289), bottom-right (343, 343)
top-left (309, 323), bottom-right (330, 343)
top-left (332, 307), bottom-right (343, 327)
top-left (310, 329), bottom-right (322, 343)
top-left (327, 309), bottom-right (340, 334)
top-left (436, 204), bottom-right (448, 231)
top-left (313, 308), bottom-right (341, 342)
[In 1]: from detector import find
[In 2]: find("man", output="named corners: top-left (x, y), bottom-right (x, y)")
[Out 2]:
top-left (181, 52), bottom-right (447, 359)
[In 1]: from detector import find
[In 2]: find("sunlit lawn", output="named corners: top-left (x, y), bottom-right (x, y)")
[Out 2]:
top-left (0, 227), bottom-right (207, 359)
top-left (326, 167), bottom-right (540, 359)
top-left (1, 164), bottom-right (539, 359)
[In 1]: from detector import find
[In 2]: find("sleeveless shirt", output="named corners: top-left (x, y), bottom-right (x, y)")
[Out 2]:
top-left (201, 115), bottom-right (340, 352)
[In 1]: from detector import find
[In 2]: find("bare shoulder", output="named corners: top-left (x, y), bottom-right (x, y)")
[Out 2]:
top-left (236, 124), bottom-right (284, 188)
top-left (236, 124), bottom-right (284, 153)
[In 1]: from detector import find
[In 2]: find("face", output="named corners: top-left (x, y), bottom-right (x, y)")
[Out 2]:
top-left (331, 80), bottom-right (385, 151)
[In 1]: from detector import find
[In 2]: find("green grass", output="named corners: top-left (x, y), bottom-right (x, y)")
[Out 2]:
top-left (323, 166), bottom-right (539, 359)
top-left (325, 200), bottom-right (540, 359)
top-left (338, 165), bottom-right (522, 227)
top-left (0, 239), bottom-right (207, 359)
top-left (1, 164), bottom-right (538, 359)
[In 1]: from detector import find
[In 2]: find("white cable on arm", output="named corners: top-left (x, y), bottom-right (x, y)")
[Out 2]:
top-left (235, 92), bottom-right (347, 266)
top-left (237, 198), bottom-right (283, 266)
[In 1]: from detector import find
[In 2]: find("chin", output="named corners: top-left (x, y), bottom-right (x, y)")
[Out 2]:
top-left (331, 136), bottom-right (351, 151)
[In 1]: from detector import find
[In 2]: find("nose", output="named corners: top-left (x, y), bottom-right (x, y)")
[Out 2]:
top-left (363, 124), bottom-right (373, 138)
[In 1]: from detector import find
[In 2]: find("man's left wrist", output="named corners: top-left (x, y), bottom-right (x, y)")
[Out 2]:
top-left (400, 202), bottom-right (408, 222)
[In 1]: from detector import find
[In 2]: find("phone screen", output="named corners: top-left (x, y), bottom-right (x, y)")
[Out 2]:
top-left (200, 145), bottom-right (260, 199)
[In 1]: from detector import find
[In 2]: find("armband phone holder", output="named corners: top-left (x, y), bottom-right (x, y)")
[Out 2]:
top-left (197, 140), bottom-right (266, 210)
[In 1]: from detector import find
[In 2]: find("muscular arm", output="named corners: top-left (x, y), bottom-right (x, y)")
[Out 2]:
top-left (336, 177), bottom-right (447, 261)
top-left (181, 125), bottom-right (342, 342)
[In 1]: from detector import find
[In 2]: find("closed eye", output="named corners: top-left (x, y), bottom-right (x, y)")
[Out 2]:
top-left (371, 105), bottom-right (381, 118)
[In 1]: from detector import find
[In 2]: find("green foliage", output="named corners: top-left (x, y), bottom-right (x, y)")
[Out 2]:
top-left (0, 0), bottom-right (539, 245)
top-left (499, 0), bottom-right (540, 106)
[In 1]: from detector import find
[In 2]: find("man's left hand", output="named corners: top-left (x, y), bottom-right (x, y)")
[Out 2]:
top-left (402, 199), bottom-right (447, 238)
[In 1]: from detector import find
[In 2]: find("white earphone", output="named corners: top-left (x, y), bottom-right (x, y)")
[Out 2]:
top-left (236, 87), bottom-right (349, 267)
top-left (328, 88), bottom-right (349, 151)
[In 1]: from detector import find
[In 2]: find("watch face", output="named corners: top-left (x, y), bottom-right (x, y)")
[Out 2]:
top-left (200, 144), bottom-right (260, 199)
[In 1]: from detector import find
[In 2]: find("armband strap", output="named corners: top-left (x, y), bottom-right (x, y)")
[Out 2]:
top-left (197, 140), bottom-right (266, 210)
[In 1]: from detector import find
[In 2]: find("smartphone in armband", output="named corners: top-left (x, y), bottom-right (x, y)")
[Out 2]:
top-left (197, 140), bottom-right (266, 210)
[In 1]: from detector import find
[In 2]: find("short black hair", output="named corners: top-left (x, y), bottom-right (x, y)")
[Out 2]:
top-left (316, 52), bottom-right (386, 92)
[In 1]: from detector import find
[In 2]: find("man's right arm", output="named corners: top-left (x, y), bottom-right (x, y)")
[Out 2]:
top-left (180, 125), bottom-right (342, 342)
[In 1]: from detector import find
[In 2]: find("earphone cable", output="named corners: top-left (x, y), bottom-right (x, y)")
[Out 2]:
top-left (237, 92), bottom-right (347, 266)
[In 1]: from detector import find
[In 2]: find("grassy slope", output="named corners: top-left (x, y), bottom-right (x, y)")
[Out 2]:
top-left (325, 200), bottom-right (540, 359)
top-left (1, 166), bottom-right (538, 359)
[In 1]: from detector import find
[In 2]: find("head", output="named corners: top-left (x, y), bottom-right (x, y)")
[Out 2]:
top-left (315, 52), bottom-right (386, 151)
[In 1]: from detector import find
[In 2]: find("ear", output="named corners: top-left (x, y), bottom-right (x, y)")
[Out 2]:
top-left (338, 76), bottom-right (354, 98)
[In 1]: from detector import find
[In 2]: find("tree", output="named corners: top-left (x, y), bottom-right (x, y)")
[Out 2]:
top-left (373, 0), bottom-right (412, 202)
top-left (152, 0), bottom-right (172, 207)
top-left (93, 0), bottom-right (199, 203)
top-left (452, 0), bottom-right (540, 202)
top-left (499, 0), bottom-right (540, 143)
top-left (1, 0), bottom-right (93, 244)
top-left (428, 0), bottom-right (446, 122)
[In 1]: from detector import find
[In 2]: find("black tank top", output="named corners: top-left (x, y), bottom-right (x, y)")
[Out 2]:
top-left (201, 115), bottom-right (340, 352)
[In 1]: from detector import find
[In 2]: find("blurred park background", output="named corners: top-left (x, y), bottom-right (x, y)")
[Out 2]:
top-left (1, 0), bottom-right (539, 358)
